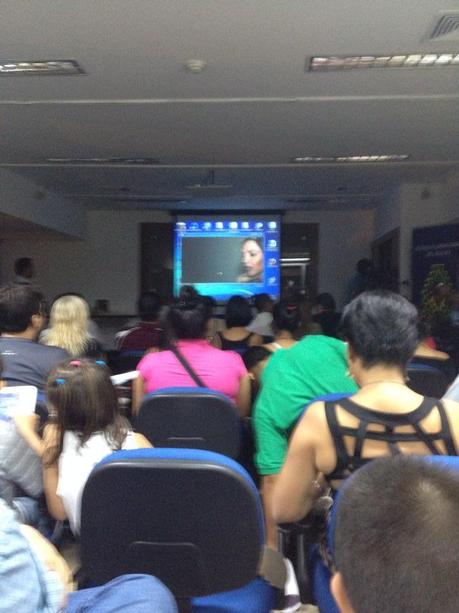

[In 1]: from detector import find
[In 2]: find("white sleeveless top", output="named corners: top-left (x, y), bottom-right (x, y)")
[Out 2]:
top-left (57, 430), bottom-right (138, 534)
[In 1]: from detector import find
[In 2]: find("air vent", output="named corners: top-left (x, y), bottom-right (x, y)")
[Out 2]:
top-left (429, 13), bottom-right (459, 41)
top-left (185, 170), bottom-right (233, 191)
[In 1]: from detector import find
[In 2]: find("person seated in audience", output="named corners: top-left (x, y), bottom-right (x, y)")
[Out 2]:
top-left (43, 359), bottom-right (151, 534)
top-left (410, 319), bottom-right (457, 383)
top-left (14, 257), bottom-right (35, 286)
top-left (0, 496), bottom-right (178, 613)
top-left (254, 333), bottom-right (357, 547)
top-left (133, 294), bottom-right (251, 417)
top-left (273, 290), bottom-right (459, 526)
top-left (115, 290), bottom-right (164, 353)
top-left (312, 292), bottom-right (341, 339)
top-left (331, 455), bottom-right (459, 613)
top-left (246, 293), bottom-right (274, 338)
top-left (41, 294), bottom-right (104, 359)
top-left (213, 295), bottom-right (263, 353)
top-left (242, 346), bottom-right (272, 402)
top-left (0, 285), bottom-right (68, 393)
top-left (264, 300), bottom-right (302, 352)
top-left (0, 354), bottom-right (47, 529)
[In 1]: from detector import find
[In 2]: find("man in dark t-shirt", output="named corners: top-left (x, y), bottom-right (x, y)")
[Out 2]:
top-left (0, 285), bottom-right (68, 393)
top-left (115, 290), bottom-right (165, 353)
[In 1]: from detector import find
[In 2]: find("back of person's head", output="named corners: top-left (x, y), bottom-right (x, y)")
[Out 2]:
top-left (253, 293), bottom-right (273, 313)
top-left (332, 455), bottom-right (459, 613)
top-left (272, 300), bottom-right (302, 333)
top-left (315, 292), bottom-right (336, 312)
top-left (14, 257), bottom-right (34, 278)
top-left (225, 295), bottom-right (253, 328)
top-left (340, 290), bottom-right (418, 369)
top-left (138, 290), bottom-right (163, 321)
top-left (44, 295), bottom-right (90, 356)
top-left (178, 285), bottom-right (200, 301)
top-left (166, 295), bottom-right (209, 340)
top-left (49, 294), bottom-right (89, 328)
top-left (45, 358), bottom-right (126, 465)
top-left (242, 346), bottom-right (271, 371)
top-left (356, 258), bottom-right (373, 275)
top-left (0, 284), bottom-right (45, 334)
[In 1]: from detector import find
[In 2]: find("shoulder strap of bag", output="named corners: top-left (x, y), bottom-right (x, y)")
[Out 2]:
top-left (169, 345), bottom-right (207, 388)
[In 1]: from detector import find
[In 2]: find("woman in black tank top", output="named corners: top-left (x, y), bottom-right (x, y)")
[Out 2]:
top-left (273, 290), bottom-right (459, 524)
top-left (213, 296), bottom-right (262, 354)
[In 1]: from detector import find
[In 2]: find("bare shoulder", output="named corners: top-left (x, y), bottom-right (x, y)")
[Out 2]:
top-left (442, 397), bottom-right (459, 417)
top-left (134, 432), bottom-right (153, 448)
top-left (295, 401), bottom-right (327, 435)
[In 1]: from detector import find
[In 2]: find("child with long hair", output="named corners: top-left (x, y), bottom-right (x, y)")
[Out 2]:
top-left (43, 359), bottom-right (151, 534)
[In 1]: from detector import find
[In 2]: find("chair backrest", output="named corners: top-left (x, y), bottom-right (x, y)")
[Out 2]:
top-left (112, 350), bottom-right (144, 374)
top-left (313, 454), bottom-right (459, 613)
top-left (80, 448), bottom-right (264, 598)
top-left (136, 387), bottom-right (241, 458)
top-left (406, 363), bottom-right (449, 397)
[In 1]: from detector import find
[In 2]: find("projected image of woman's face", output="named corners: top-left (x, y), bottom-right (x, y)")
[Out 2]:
top-left (240, 239), bottom-right (263, 281)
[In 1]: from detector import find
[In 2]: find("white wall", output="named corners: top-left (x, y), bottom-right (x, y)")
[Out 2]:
top-left (0, 210), bottom-right (170, 313)
top-left (374, 188), bottom-right (401, 239)
top-left (285, 208), bottom-right (375, 307)
top-left (0, 169), bottom-right (86, 238)
top-left (1, 208), bottom-right (375, 312)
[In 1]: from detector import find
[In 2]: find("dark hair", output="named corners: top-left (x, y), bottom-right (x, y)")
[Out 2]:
top-left (165, 296), bottom-right (210, 340)
top-left (137, 291), bottom-right (163, 320)
top-left (242, 237), bottom-right (263, 250)
top-left (225, 295), bottom-right (253, 328)
top-left (14, 257), bottom-right (33, 277)
top-left (315, 292), bottom-right (336, 312)
top-left (201, 295), bottom-right (217, 318)
top-left (417, 317), bottom-right (431, 341)
top-left (356, 258), bottom-right (373, 275)
top-left (45, 359), bottom-right (129, 466)
top-left (334, 455), bottom-right (459, 613)
top-left (253, 293), bottom-right (272, 312)
top-left (178, 285), bottom-right (200, 300)
top-left (340, 290), bottom-right (418, 369)
top-left (242, 346), bottom-right (271, 371)
top-left (0, 284), bottom-right (46, 333)
top-left (272, 301), bottom-right (302, 333)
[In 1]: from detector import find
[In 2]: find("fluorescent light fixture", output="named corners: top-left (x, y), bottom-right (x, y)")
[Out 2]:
top-left (292, 154), bottom-right (409, 163)
top-left (280, 257), bottom-right (311, 263)
top-left (308, 53), bottom-right (459, 71)
top-left (46, 157), bottom-right (160, 164)
top-left (0, 60), bottom-right (84, 75)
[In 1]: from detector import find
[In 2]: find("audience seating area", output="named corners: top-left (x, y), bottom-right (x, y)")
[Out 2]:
top-left (2, 282), bottom-right (459, 612)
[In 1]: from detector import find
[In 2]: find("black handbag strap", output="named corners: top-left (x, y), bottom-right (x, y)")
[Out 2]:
top-left (170, 345), bottom-right (207, 388)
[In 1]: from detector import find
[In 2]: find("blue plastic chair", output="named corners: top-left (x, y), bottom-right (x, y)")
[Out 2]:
top-left (136, 387), bottom-right (241, 458)
top-left (80, 448), bottom-right (279, 612)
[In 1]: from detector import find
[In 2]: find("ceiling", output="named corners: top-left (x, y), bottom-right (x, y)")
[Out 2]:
top-left (1, 0), bottom-right (459, 211)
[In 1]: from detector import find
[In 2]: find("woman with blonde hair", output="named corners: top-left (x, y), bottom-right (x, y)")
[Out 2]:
top-left (41, 294), bottom-right (103, 358)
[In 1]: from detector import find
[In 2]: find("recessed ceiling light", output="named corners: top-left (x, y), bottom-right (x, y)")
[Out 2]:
top-left (292, 154), bottom-right (409, 163)
top-left (46, 157), bottom-right (160, 164)
top-left (308, 53), bottom-right (459, 71)
top-left (184, 59), bottom-right (207, 73)
top-left (0, 60), bottom-right (84, 76)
